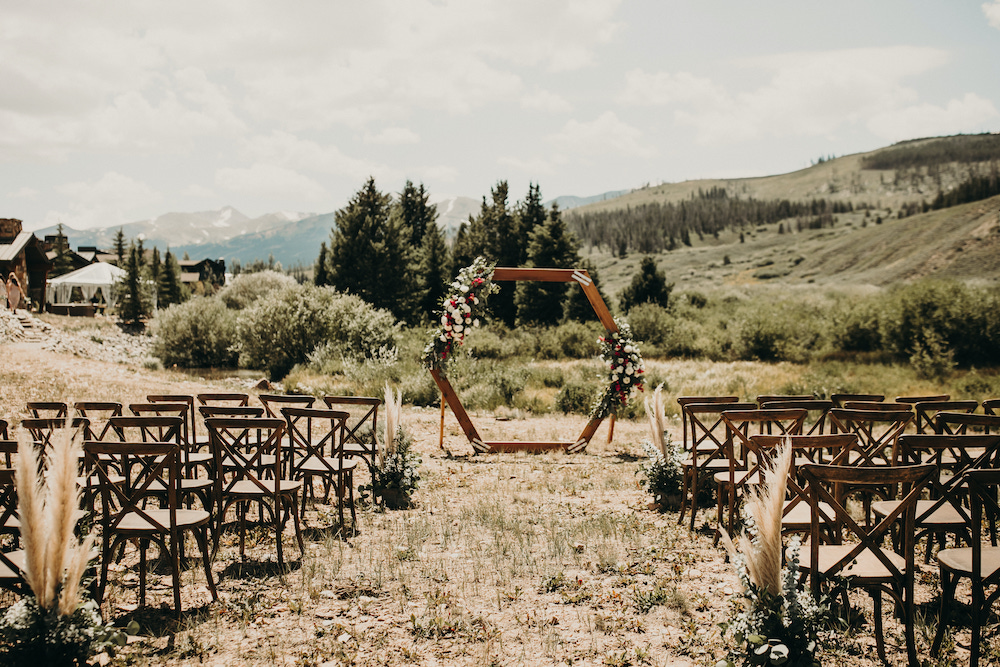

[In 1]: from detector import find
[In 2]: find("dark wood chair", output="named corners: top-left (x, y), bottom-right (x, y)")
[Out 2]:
top-left (197, 392), bottom-right (250, 407)
top-left (911, 400), bottom-right (978, 434)
top-left (755, 394), bottom-right (813, 407)
top-left (20, 417), bottom-right (90, 448)
top-left (831, 393), bottom-right (884, 408)
top-left (25, 401), bottom-right (68, 419)
top-left (259, 393), bottom-right (316, 418)
top-left (0, 419), bottom-right (7, 439)
top-left (321, 396), bottom-right (381, 471)
top-left (829, 408), bottom-right (912, 466)
top-left (932, 468), bottom-right (1000, 667)
top-left (983, 399), bottom-right (1000, 416)
top-left (800, 462), bottom-right (935, 667)
top-left (148, 394), bottom-right (202, 446)
top-left (74, 401), bottom-right (123, 441)
top-left (86, 441), bottom-right (217, 617)
top-left (895, 394), bottom-right (950, 405)
top-left (205, 417), bottom-right (304, 567)
top-left (0, 469), bottom-right (25, 594)
top-left (758, 399), bottom-right (834, 435)
top-left (282, 407), bottom-right (356, 530)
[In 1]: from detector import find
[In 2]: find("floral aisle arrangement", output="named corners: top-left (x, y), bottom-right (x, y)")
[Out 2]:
top-left (638, 383), bottom-right (684, 510)
top-left (589, 318), bottom-right (645, 419)
top-left (0, 426), bottom-right (125, 666)
top-left (718, 442), bottom-right (832, 667)
top-left (422, 257), bottom-right (500, 372)
top-left (360, 383), bottom-right (421, 509)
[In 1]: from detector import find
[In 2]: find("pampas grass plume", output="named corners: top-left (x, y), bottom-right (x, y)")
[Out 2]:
top-left (383, 382), bottom-right (402, 464)
top-left (644, 383), bottom-right (668, 457)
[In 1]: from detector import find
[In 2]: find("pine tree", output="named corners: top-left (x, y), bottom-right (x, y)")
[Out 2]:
top-left (159, 249), bottom-right (184, 307)
top-left (51, 223), bottom-right (75, 277)
top-left (515, 203), bottom-right (580, 326)
top-left (517, 183), bottom-right (547, 264)
top-left (327, 177), bottom-right (416, 321)
top-left (113, 228), bottom-right (126, 267)
top-left (619, 256), bottom-right (673, 313)
top-left (464, 181), bottom-right (520, 325)
top-left (314, 241), bottom-right (330, 286)
top-left (416, 223), bottom-right (450, 322)
top-left (150, 247), bottom-right (161, 287)
top-left (118, 243), bottom-right (149, 324)
top-left (399, 180), bottom-right (437, 247)
top-left (563, 259), bottom-right (612, 323)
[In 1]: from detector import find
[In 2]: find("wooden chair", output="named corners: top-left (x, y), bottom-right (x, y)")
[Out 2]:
top-left (932, 468), bottom-right (1000, 667)
top-left (26, 401), bottom-right (68, 419)
top-left (831, 393), bottom-right (884, 408)
top-left (800, 462), bottom-right (935, 667)
top-left (911, 400), bottom-right (978, 434)
top-left (321, 396), bottom-right (381, 471)
top-left (715, 408), bottom-right (807, 537)
top-left (983, 399), bottom-right (1000, 416)
top-left (148, 394), bottom-right (202, 446)
top-left (0, 419), bottom-right (7, 439)
top-left (259, 393), bottom-right (316, 418)
top-left (828, 408), bottom-right (913, 466)
top-left (205, 417), bottom-right (304, 567)
top-left (198, 406), bottom-right (265, 419)
top-left (0, 449), bottom-right (20, 541)
top-left (677, 401), bottom-right (756, 530)
top-left (197, 392), bottom-right (249, 407)
top-left (896, 394), bottom-right (950, 405)
top-left (758, 399), bottom-right (834, 435)
top-left (20, 417), bottom-right (90, 448)
top-left (86, 441), bottom-right (217, 616)
top-left (755, 394), bottom-right (813, 407)
top-left (130, 402), bottom-right (211, 477)
top-left (677, 396), bottom-right (738, 454)
top-left (0, 469), bottom-right (26, 594)
top-left (935, 412), bottom-right (1000, 437)
top-left (74, 401), bottom-right (123, 441)
top-left (873, 434), bottom-right (1000, 562)
top-left (0, 439), bottom-right (16, 469)
top-left (282, 407), bottom-right (356, 530)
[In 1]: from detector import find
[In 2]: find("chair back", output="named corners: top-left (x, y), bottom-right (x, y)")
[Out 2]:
top-left (84, 441), bottom-right (181, 534)
top-left (983, 399), bottom-right (1000, 416)
top-left (148, 395), bottom-right (198, 444)
top-left (912, 400), bottom-right (978, 434)
top-left (198, 406), bottom-right (265, 419)
top-left (108, 416), bottom-right (183, 445)
top-left (0, 419), bottom-right (8, 439)
top-left (935, 412), bottom-right (1000, 437)
top-left (683, 402), bottom-right (756, 463)
top-left (26, 401), bottom-right (68, 419)
top-left (20, 417), bottom-right (90, 448)
top-left (963, 469), bottom-right (1000, 587)
top-left (828, 408), bottom-right (912, 465)
top-left (895, 394), bottom-right (950, 405)
top-left (677, 396), bottom-right (738, 451)
top-left (74, 402), bottom-right (123, 441)
top-left (0, 439), bottom-right (16, 469)
top-left (0, 460), bottom-right (17, 534)
top-left (205, 417), bottom-right (286, 496)
top-left (756, 394), bottom-right (813, 407)
top-left (757, 399), bottom-right (834, 435)
top-left (129, 403), bottom-right (190, 444)
top-left (282, 407), bottom-right (349, 475)
top-left (322, 396), bottom-right (381, 464)
top-left (831, 393), bottom-right (884, 408)
top-left (260, 393), bottom-right (316, 418)
top-left (197, 393), bottom-right (249, 407)
top-left (0, 467), bottom-right (23, 591)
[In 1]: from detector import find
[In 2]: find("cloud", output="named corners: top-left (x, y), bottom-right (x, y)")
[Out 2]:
top-left (643, 46), bottom-right (956, 144)
top-left (520, 87), bottom-right (573, 113)
top-left (181, 184), bottom-right (216, 198)
top-left (548, 111), bottom-right (655, 158)
top-left (240, 131), bottom-right (395, 182)
top-left (215, 164), bottom-right (328, 201)
top-left (45, 172), bottom-right (162, 229)
top-left (985, 1), bottom-right (1000, 29)
top-left (364, 127), bottom-right (420, 145)
top-left (867, 93), bottom-right (1000, 142)
top-left (497, 155), bottom-right (559, 175)
top-left (8, 187), bottom-right (38, 199)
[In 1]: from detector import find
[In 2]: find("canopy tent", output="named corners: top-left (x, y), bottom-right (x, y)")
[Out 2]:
top-left (46, 262), bottom-right (126, 309)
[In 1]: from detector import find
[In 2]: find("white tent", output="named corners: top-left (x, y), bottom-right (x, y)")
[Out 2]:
top-left (47, 262), bottom-right (126, 309)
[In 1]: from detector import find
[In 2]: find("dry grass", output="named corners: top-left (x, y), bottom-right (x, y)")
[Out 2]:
top-left (0, 341), bottom-right (994, 666)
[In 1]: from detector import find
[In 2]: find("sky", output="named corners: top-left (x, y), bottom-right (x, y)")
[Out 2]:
top-left (2, 0), bottom-right (1000, 231)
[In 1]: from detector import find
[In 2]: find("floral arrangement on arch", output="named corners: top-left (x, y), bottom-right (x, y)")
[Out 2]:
top-left (422, 257), bottom-right (500, 371)
top-left (589, 318), bottom-right (645, 419)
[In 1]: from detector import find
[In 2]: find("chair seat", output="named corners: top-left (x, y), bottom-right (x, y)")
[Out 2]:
top-left (226, 479), bottom-right (302, 496)
top-left (871, 499), bottom-right (968, 526)
top-left (682, 457), bottom-right (730, 470)
top-left (0, 550), bottom-right (25, 579)
top-left (781, 501), bottom-right (837, 527)
top-left (186, 451), bottom-right (213, 464)
top-left (712, 469), bottom-right (753, 486)
top-left (298, 456), bottom-right (358, 474)
top-left (222, 454), bottom-right (277, 469)
top-left (937, 546), bottom-right (1000, 578)
top-left (147, 477), bottom-right (215, 493)
top-left (5, 507), bottom-right (89, 531)
top-left (799, 543), bottom-right (907, 581)
top-left (116, 509), bottom-right (211, 532)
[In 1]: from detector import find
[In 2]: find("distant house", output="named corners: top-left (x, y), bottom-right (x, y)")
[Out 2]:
top-left (178, 258), bottom-right (226, 288)
top-left (77, 246), bottom-right (118, 265)
top-left (44, 234), bottom-right (93, 274)
top-left (0, 218), bottom-right (52, 310)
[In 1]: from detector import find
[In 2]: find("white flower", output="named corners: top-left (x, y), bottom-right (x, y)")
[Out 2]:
top-left (445, 324), bottom-right (452, 331)
top-left (440, 335), bottom-right (447, 342)
top-left (626, 367), bottom-right (633, 375)
top-left (458, 296), bottom-right (466, 305)
top-left (473, 318), bottom-right (480, 327)
top-left (624, 376), bottom-right (631, 384)
top-left (454, 324), bottom-right (464, 333)
top-left (473, 297), bottom-right (480, 305)
top-left (460, 285), bottom-right (469, 293)
top-left (624, 345), bottom-right (633, 353)
top-left (464, 317), bottom-right (471, 324)
top-left (441, 316), bottom-right (448, 326)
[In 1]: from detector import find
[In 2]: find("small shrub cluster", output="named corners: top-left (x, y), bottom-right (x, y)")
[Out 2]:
top-left (152, 296), bottom-right (238, 368)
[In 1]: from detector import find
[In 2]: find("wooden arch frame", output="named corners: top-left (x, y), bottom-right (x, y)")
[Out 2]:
top-left (430, 267), bottom-right (618, 454)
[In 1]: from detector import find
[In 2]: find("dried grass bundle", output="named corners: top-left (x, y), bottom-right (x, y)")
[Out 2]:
top-left (643, 383), bottom-right (668, 457)
top-left (719, 439), bottom-right (793, 597)
top-left (14, 419), bottom-right (94, 615)
top-left (382, 382), bottom-right (403, 464)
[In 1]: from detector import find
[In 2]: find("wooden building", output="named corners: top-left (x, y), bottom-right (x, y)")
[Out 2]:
top-left (0, 218), bottom-right (51, 310)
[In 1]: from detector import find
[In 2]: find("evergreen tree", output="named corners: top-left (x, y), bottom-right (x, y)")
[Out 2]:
top-left (118, 243), bottom-right (149, 324)
top-left (149, 247), bottom-right (161, 288)
top-left (314, 241), bottom-right (330, 286)
top-left (113, 228), bottom-right (126, 266)
top-left (449, 221), bottom-right (477, 275)
top-left (517, 183), bottom-right (547, 264)
top-left (464, 181), bottom-right (520, 325)
top-left (159, 249), bottom-right (184, 307)
top-left (619, 256), bottom-right (673, 313)
top-left (563, 259), bottom-right (612, 323)
top-left (416, 222), bottom-right (450, 322)
top-left (399, 180), bottom-right (437, 246)
top-left (515, 203), bottom-right (580, 326)
top-left (51, 223), bottom-right (75, 277)
top-left (327, 177), bottom-right (416, 321)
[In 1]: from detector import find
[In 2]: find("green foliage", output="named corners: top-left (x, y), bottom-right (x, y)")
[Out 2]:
top-left (0, 597), bottom-right (126, 667)
top-left (313, 241), bottom-right (330, 286)
top-left (860, 133), bottom-right (1000, 170)
top-left (152, 296), bottom-right (238, 368)
top-left (563, 259), bottom-right (612, 323)
top-left (515, 203), bottom-right (580, 326)
top-left (536, 321), bottom-right (599, 360)
top-left (157, 249), bottom-right (186, 308)
top-left (416, 223), bottom-right (450, 324)
top-left (117, 243), bottom-right (152, 324)
top-left (112, 228), bottom-right (126, 267)
top-left (627, 303), bottom-right (672, 347)
top-left (217, 270), bottom-right (297, 310)
top-left (235, 284), bottom-right (399, 379)
top-left (360, 425), bottom-right (420, 508)
top-left (554, 381), bottom-right (595, 415)
top-left (637, 438), bottom-right (683, 508)
top-left (620, 257), bottom-right (673, 313)
top-left (50, 223), bottom-right (75, 277)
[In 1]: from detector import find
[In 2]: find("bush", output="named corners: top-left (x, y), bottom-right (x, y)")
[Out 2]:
top-left (736, 313), bottom-right (786, 362)
top-left (217, 270), bottom-right (297, 310)
top-left (152, 296), bottom-right (238, 367)
top-left (235, 285), bottom-right (398, 379)
top-left (627, 303), bottom-right (672, 347)
top-left (555, 381), bottom-right (595, 415)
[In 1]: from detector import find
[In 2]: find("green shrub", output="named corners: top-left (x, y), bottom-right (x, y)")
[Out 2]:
top-left (235, 285), bottom-right (398, 379)
top-left (530, 366), bottom-right (565, 388)
top-left (152, 296), bottom-right (238, 368)
top-left (627, 303), bottom-right (672, 347)
top-left (217, 270), bottom-right (297, 310)
top-left (736, 313), bottom-right (786, 362)
top-left (831, 299), bottom-right (882, 352)
top-left (556, 321), bottom-right (599, 359)
top-left (555, 381), bottom-right (595, 415)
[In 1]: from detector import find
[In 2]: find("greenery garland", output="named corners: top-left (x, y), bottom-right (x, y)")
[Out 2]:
top-left (422, 257), bottom-right (500, 372)
top-left (589, 319), bottom-right (645, 419)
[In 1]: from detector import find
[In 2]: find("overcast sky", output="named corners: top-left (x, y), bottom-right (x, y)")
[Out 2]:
top-left (3, 1), bottom-right (1000, 231)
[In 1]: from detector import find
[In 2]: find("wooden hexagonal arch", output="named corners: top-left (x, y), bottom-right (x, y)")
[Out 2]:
top-left (430, 267), bottom-right (618, 454)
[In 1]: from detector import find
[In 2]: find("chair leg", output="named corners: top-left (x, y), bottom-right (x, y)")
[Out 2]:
top-left (290, 494), bottom-right (305, 555)
top-left (347, 471), bottom-right (356, 532)
top-left (139, 539), bottom-right (148, 608)
top-left (194, 528), bottom-right (218, 602)
top-left (170, 533), bottom-right (182, 618)
top-left (971, 579), bottom-right (985, 667)
top-left (932, 568), bottom-right (958, 655)
top-left (275, 499), bottom-right (285, 568)
top-left (689, 470), bottom-right (700, 531)
top-left (872, 590), bottom-right (888, 667)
